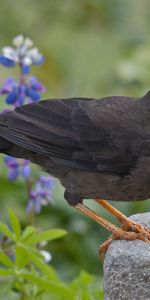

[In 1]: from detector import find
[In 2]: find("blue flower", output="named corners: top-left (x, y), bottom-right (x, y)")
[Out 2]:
top-left (32, 55), bottom-right (44, 65)
top-left (6, 87), bottom-right (18, 104)
top-left (0, 55), bottom-right (16, 67)
top-left (25, 86), bottom-right (40, 101)
top-left (5, 156), bottom-right (31, 181)
top-left (21, 64), bottom-right (30, 74)
top-left (5, 85), bottom-right (26, 106)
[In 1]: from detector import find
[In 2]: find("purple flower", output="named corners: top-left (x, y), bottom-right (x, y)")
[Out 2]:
top-left (0, 77), bottom-right (45, 106)
top-left (5, 156), bottom-right (31, 181)
top-left (5, 156), bottom-right (19, 180)
top-left (37, 175), bottom-right (54, 190)
top-left (15, 85), bottom-right (26, 106)
top-left (0, 78), bottom-right (21, 106)
top-left (26, 176), bottom-right (54, 214)
top-left (21, 160), bottom-right (31, 178)
top-left (6, 87), bottom-right (18, 105)
top-left (26, 191), bottom-right (41, 214)
top-left (25, 86), bottom-right (40, 102)
top-left (0, 37), bottom-right (45, 107)
top-left (29, 76), bottom-right (45, 92)
top-left (0, 35), bottom-right (50, 217)
top-left (0, 77), bottom-right (16, 94)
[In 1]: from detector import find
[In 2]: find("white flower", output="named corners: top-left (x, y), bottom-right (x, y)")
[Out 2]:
top-left (2, 47), bottom-right (19, 62)
top-left (1, 35), bottom-right (43, 67)
top-left (24, 38), bottom-right (33, 48)
top-left (27, 48), bottom-right (43, 64)
top-left (40, 250), bottom-right (52, 263)
top-left (22, 56), bottom-right (32, 66)
top-left (13, 35), bottom-right (24, 47)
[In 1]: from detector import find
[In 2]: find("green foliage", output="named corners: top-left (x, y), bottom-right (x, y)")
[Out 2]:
top-left (0, 0), bottom-right (150, 280)
top-left (0, 1), bottom-right (150, 296)
top-left (0, 210), bottom-right (103, 299)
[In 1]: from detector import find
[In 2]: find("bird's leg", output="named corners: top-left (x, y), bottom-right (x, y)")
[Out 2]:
top-left (75, 202), bottom-right (150, 255)
top-left (95, 198), bottom-right (150, 238)
top-left (75, 203), bottom-right (149, 249)
top-left (98, 236), bottom-right (113, 257)
top-left (75, 203), bottom-right (124, 234)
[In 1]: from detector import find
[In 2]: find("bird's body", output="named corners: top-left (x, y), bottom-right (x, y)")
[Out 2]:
top-left (1, 91), bottom-right (150, 205)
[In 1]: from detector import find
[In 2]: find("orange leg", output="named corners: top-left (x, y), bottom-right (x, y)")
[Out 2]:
top-left (75, 200), bottom-right (150, 255)
top-left (98, 236), bottom-right (113, 257)
top-left (95, 198), bottom-right (150, 237)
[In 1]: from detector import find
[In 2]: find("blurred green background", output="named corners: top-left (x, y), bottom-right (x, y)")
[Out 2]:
top-left (0, 0), bottom-right (150, 282)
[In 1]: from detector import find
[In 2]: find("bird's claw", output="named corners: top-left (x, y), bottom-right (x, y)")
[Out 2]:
top-left (99, 223), bottom-right (150, 258)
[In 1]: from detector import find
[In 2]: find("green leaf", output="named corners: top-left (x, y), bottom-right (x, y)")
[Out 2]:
top-left (0, 282), bottom-right (13, 296)
top-left (26, 229), bottom-right (67, 245)
top-left (71, 270), bottom-right (95, 288)
top-left (0, 222), bottom-right (15, 241)
top-left (29, 252), bottom-right (60, 281)
top-left (22, 244), bottom-right (43, 259)
top-left (8, 209), bottom-right (21, 240)
top-left (0, 251), bottom-right (13, 267)
top-left (21, 272), bottom-right (74, 299)
top-left (0, 268), bottom-right (14, 276)
top-left (16, 246), bottom-right (30, 268)
top-left (99, 290), bottom-right (105, 300)
top-left (71, 272), bottom-right (104, 300)
top-left (21, 226), bottom-right (36, 242)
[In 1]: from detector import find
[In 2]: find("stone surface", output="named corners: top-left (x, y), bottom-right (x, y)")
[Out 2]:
top-left (104, 212), bottom-right (150, 300)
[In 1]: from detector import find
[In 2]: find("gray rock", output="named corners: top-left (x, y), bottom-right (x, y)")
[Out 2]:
top-left (104, 212), bottom-right (150, 300)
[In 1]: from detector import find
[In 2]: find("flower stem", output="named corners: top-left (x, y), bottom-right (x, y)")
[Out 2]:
top-left (19, 63), bottom-right (26, 84)
top-left (25, 177), bottom-right (35, 225)
top-left (19, 73), bottom-right (25, 85)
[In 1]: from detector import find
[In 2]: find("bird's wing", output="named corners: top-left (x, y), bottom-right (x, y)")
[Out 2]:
top-left (71, 97), bottom-right (141, 175)
top-left (0, 98), bottom-right (96, 170)
top-left (0, 96), bottom-right (143, 175)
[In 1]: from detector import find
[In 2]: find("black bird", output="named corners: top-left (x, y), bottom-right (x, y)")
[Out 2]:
top-left (1, 91), bottom-right (150, 252)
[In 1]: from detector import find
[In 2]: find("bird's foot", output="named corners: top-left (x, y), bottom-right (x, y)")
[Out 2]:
top-left (94, 198), bottom-right (150, 255)
top-left (75, 199), bottom-right (150, 257)
top-left (99, 223), bottom-right (150, 257)
top-left (121, 218), bottom-right (150, 239)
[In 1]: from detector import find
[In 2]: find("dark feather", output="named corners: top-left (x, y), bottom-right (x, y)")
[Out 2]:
top-left (0, 94), bottom-right (150, 176)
